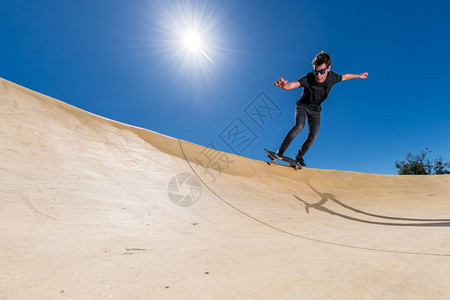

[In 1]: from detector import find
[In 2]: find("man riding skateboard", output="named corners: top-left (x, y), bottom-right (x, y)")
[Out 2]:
top-left (273, 51), bottom-right (368, 167)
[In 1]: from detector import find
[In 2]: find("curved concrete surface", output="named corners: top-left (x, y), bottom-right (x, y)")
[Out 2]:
top-left (1, 77), bottom-right (450, 299)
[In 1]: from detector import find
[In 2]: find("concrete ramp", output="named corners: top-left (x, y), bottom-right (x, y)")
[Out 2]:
top-left (1, 77), bottom-right (450, 299)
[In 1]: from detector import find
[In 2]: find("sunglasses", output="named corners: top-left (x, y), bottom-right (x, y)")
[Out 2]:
top-left (313, 67), bottom-right (328, 76)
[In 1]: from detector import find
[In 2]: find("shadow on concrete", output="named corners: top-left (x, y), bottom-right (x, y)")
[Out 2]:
top-left (294, 184), bottom-right (450, 227)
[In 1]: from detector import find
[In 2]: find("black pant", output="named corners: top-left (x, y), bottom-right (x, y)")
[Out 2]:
top-left (279, 105), bottom-right (321, 157)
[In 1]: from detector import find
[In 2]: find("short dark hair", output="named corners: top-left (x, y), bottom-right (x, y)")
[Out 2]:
top-left (312, 51), bottom-right (331, 67)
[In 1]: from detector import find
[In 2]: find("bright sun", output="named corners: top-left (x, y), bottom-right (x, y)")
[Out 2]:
top-left (153, 0), bottom-right (228, 84)
top-left (183, 30), bottom-right (203, 53)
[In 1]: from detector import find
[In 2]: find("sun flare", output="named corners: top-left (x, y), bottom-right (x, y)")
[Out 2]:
top-left (183, 30), bottom-right (203, 53)
top-left (153, 0), bottom-right (227, 82)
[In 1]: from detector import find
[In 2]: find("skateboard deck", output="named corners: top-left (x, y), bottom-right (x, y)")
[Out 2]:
top-left (264, 148), bottom-right (303, 170)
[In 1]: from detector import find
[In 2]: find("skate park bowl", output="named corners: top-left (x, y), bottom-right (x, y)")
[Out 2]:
top-left (1, 77), bottom-right (450, 299)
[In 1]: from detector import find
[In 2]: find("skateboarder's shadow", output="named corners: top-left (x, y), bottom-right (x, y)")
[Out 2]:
top-left (293, 183), bottom-right (450, 227)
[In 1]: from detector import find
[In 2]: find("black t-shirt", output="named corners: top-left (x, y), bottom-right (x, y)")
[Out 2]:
top-left (297, 71), bottom-right (342, 111)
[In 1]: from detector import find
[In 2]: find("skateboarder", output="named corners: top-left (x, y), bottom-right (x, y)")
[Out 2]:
top-left (273, 51), bottom-right (368, 167)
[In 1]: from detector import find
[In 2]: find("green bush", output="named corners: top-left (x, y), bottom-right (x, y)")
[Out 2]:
top-left (395, 149), bottom-right (449, 175)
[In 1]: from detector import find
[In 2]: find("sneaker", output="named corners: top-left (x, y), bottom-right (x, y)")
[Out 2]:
top-left (295, 153), bottom-right (306, 168)
top-left (275, 149), bottom-right (284, 159)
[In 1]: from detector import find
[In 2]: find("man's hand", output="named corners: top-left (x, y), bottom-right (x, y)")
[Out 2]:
top-left (359, 72), bottom-right (369, 79)
top-left (273, 77), bottom-right (300, 90)
top-left (274, 77), bottom-right (288, 88)
top-left (342, 72), bottom-right (369, 81)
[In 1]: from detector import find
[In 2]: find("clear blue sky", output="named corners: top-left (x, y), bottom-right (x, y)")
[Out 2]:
top-left (1, 0), bottom-right (449, 174)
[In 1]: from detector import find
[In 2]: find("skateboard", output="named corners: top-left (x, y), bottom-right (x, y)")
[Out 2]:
top-left (264, 148), bottom-right (303, 170)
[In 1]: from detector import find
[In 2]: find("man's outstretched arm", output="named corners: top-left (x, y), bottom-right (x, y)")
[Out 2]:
top-left (341, 72), bottom-right (369, 81)
top-left (273, 77), bottom-right (301, 90)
